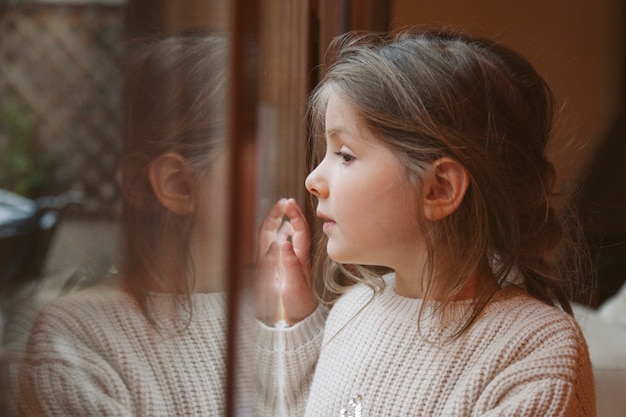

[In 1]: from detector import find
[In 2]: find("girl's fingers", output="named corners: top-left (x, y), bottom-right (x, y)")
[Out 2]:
top-left (283, 199), bottom-right (311, 271)
top-left (257, 199), bottom-right (312, 277)
top-left (276, 220), bottom-right (294, 243)
top-left (256, 239), bottom-right (315, 325)
top-left (279, 241), bottom-right (317, 324)
top-left (257, 199), bottom-right (288, 255)
top-left (284, 198), bottom-right (309, 234)
top-left (259, 199), bottom-right (287, 232)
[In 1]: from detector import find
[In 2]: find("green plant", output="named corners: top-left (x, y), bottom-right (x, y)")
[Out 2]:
top-left (0, 103), bottom-right (56, 198)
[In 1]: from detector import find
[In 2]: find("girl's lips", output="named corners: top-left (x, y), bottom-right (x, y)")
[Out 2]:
top-left (317, 211), bottom-right (335, 231)
top-left (322, 219), bottom-right (335, 232)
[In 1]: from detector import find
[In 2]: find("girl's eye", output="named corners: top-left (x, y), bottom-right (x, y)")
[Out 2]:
top-left (335, 152), bottom-right (355, 163)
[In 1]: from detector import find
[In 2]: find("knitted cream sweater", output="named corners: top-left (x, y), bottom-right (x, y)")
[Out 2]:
top-left (256, 274), bottom-right (596, 417)
top-left (15, 278), bottom-right (228, 416)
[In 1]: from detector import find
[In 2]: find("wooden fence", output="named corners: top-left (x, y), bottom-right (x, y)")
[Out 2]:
top-left (0, 4), bottom-right (124, 218)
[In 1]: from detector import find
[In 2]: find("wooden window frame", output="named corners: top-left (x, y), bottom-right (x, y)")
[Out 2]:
top-left (124, 2), bottom-right (390, 415)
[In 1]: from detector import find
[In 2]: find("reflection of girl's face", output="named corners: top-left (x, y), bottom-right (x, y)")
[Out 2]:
top-left (305, 92), bottom-right (424, 275)
top-left (190, 154), bottom-right (230, 292)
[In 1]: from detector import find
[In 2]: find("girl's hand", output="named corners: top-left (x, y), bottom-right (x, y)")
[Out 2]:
top-left (256, 198), bottom-right (318, 326)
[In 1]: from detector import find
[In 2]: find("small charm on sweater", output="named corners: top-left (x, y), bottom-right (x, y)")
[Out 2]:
top-left (339, 394), bottom-right (363, 417)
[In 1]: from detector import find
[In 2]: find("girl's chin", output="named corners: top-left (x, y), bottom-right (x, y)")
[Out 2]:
top-left (326, 244), bottom-right (360, 265)
top-left (325, 245), bottom-right (347, 264)
top-left (327, 251), bottom-right (385, 270)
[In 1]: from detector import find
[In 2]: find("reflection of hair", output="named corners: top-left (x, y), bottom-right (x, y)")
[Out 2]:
top-left (119, 32), bottom-right (229, 326)
top-left (309, 28), bottom-right (590, 337)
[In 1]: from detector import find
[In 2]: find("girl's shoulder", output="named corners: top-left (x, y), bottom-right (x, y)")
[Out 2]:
top-left (39, 274), bottom-right (132, 313)
top-left (479, 286), bottom-right (587, 350)
top-left (487, 286), bottom-right (577, 323)
top-left (27, 275), bottom-right (139, 340)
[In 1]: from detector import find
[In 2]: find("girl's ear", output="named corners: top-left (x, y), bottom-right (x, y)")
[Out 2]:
top-left (423, 157), bottom-right (470, 221)
top-left (148, 152), bottom-right (194, 215)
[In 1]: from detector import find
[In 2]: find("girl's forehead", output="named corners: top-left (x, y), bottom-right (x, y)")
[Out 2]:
top-left (324, 91), bottom-right (382, 140)
top-left (324, 94), bottom-right (363, 138)
top-left (324, 90), bottom-right (362, 124)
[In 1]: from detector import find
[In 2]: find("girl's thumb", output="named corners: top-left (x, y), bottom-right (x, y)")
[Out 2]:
top-left (280, 240), bottom-right (300, 268)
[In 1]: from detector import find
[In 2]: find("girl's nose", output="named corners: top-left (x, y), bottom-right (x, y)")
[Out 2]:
top-left (305, 164), bottom-right (328, 199)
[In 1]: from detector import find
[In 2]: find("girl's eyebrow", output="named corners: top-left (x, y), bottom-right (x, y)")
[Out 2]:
top-left (325, 127), bottom-right (351, 140)
top-left (325, 127), bottom-right (341, 137)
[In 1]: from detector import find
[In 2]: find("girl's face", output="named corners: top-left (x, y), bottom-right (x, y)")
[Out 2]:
top-left (305, 91), bottom-right (425, 273)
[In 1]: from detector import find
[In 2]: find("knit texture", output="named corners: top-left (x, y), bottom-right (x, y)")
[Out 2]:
top-left (255, 304), bottom-right (328, 416)
top-left (15, 277), bottom-right (228, 416)
top-left (257, 274), bottom-right (596, 416)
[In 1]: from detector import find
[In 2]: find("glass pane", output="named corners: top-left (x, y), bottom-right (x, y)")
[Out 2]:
top-left (0, 1), bottom-right (320, 415)
top-left (0, 4), bottom-right (126, 415)
top-left (0, 2), bottom-right (237, 416)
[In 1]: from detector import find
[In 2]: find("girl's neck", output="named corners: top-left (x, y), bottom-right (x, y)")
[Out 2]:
top-left (394, 262), bottom-right (497, 301)
top-left (191, 263), bottom-right (226, 293)
top-left (190, 243), bottom-right (227, 293)
top-left (135, 259), bottom-right (225, 294)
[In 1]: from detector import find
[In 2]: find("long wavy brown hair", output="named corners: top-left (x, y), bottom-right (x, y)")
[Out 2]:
top-left (118, 32), bottom-right (229, 327)
top-left (308, 28), bottom-right (592, 339)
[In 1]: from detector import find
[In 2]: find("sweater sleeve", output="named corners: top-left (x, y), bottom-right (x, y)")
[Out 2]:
top-left (17, 304), bottom-right (135, 417)
top-left (255, 304), bottom-right (328, 417)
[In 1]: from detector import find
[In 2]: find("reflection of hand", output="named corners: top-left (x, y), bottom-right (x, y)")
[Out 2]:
top-left (256, 198), bottom-right (318, 326)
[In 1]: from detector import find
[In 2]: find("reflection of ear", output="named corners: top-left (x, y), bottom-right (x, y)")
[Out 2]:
top-left (423, 157), bottom-right (470, 221)
top-left (148, 152), bottom-right (194, 214)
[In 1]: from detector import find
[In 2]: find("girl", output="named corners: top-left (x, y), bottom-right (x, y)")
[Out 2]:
top-left (12, 33), bottom-right (232, 416)
top-left (256, 29), bottom-right (596, 416)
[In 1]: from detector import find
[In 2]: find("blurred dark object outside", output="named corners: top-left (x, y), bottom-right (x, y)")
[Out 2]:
top-left (0, 188), bottom-right (84, 297)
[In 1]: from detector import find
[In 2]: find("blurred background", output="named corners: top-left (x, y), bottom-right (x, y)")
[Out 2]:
top-left (0, 0), bottom-right (624, 415)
